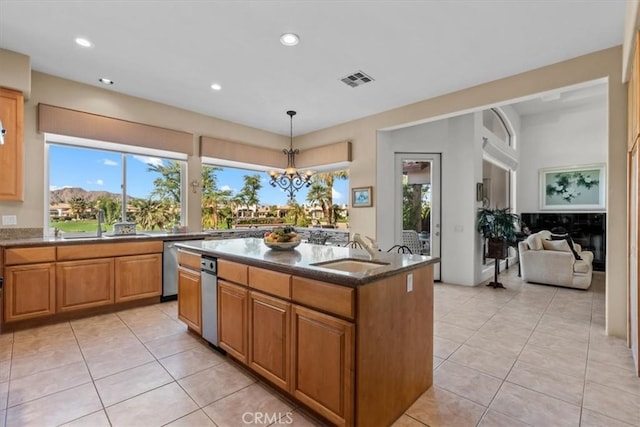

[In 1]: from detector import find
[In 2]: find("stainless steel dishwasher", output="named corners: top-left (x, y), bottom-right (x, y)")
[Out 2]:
top-left (162, 241), bottom-right (179, 301)
top-left (201, 256), bottom-right (219, 346)
top-left (163, 238), bottom-right (204, 301)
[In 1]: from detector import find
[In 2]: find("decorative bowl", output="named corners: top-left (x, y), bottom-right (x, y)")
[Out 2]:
top-left (263, 239), bottom-right (301, 251)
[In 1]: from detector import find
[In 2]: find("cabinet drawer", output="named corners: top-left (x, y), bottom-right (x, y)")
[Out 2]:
top-left (292, 277), bottom-right (355, 319)
top-left (249, 266), bottom-right (291, 299)
top-left (218, 259), bottom-right (248, 285)
top-left (178, 250), bottom-right (201, 271)
top-left (5, 246), bottom-right (56, 265)
top-left (57, 241), bottom-right (162, 261)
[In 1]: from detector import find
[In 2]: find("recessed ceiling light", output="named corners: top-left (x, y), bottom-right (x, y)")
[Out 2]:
top-left (99, 78), bottom-right (114, 85)
top-left (210, 83), bottom-right (222, 91)
top-left (75, 37), bottom-right (93, 48)
top-left (280, 33), bottom-right (299, 46)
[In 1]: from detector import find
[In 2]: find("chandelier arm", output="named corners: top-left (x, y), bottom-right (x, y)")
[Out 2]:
top-left (270, 110), bottom-right (312, 202)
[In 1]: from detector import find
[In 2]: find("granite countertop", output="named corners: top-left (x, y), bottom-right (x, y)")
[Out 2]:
top-left (0, 231), bottom-right (213, 247)
top-left (175, 238), bottom-right (440, 287)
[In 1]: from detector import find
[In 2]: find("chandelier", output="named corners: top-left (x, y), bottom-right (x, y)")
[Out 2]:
top-left (269, 110), bottom-right (313, 202)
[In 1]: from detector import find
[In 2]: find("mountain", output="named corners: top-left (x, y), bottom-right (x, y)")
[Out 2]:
top-left (50, 187), bottom-right (123, 203)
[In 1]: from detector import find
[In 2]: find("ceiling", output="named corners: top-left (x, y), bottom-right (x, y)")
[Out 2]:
top-left (0, 1), bottom-right (626, 136)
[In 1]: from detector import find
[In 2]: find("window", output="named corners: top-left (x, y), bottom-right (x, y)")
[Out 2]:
top-left (47, 138), bottom-right (185, 233)
top-left (483, 108), bottom-right (513, 147)
top-left (201, 159), bottom-right (349, 230)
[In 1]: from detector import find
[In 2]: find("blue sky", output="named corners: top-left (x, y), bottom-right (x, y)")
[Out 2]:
top-left (49, 145), bottom-right (349, 205)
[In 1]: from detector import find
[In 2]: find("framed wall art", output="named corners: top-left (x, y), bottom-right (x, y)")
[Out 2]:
top-left (352, 186), bottom-right (373, 208)
top-left (539, 164), bottom-right (605, 210)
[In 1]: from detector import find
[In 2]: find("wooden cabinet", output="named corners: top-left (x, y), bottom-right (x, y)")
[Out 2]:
top-left (115, 253), bottom-right (162, 302)
top-left (0, 87), bottom-right (24, 201)
top-left (2, 241), bottom-right (163, 323)
top-left (218, 259), bottom-right (248, 285)
top-left (291, 304), bottom-right (354, 427)
top-left (177, 266), bottom-right (201, 334)
top-left (249, 291), bottom-right (291, 391)
top-left (218, 279), bottom-right (248, 363)
top-left (216, 259), bottom-right (356, 425)
top-left (4, 263), bottom-right (56, 322)
top-left (56, 258), bottom-right (114, 312)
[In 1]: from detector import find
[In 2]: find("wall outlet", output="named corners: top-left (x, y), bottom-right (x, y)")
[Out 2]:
top-left (406, 273), bottom-right (413, 292)
top-left (2, 215), bottom-right (17, 225)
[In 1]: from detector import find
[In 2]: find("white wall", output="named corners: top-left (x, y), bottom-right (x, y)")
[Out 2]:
top-left (378, 114), bottom-right (482, 286)
top-left (518, 101), bottom-right (607, 213)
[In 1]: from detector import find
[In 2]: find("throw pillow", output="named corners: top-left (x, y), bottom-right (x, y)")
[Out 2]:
top-left (550, 233), bottom-right (582, 260)
top-left (541, 239), bottom-right (573, 253)
top-left (526, 234), bottom-right (543, 251)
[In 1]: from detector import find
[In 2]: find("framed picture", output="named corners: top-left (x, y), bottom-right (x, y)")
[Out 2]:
top-left (352, 186), bottom-right (373, 207)
top-left (539, 164), bottom-right (605, 210)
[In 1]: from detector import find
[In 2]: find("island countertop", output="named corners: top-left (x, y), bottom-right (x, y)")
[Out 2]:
top-left (174, 237), bottom-right (440, 287)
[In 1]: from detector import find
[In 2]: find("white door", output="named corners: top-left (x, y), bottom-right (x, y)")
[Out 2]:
top-left (395, 153), bottom-right (441, 280)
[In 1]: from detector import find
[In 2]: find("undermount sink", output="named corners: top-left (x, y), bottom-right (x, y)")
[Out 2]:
top-left (61, 232), bottom-right (151, 239)
top-left (102, 233), bottom-right (151, 238)
top-left (60, 232), bottom-right (99, 239)
top-left (311, 258), bottom-right (390, 273)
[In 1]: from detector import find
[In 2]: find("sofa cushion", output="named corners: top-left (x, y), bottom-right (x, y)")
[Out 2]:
top-left (550, 233), bottom-right (582, 260)
top-left (574, 260), bottom-right (591, 273)
top-left (580, 250), bottom-right (594, 264)
top-left (541, 239), bottom-right (572, 253)
top-left (526, 234), bottom-right (543, 251)
top-left (537, 230), bottom-right (552, 240)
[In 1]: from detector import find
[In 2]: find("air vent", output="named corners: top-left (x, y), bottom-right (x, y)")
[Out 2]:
top-left (340, 70), bottom-right (375, 88)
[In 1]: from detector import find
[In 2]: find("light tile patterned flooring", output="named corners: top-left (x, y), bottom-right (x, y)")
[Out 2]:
top-left (0, 269), bottom-right (638, 426)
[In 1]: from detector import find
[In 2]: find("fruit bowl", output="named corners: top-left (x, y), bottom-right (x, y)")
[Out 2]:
top-left (263, 239), bottom-right (301, 251)
top-left (263, 227), bottom-right (301, 250)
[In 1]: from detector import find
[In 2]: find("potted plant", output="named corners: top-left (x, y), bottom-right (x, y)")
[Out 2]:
top-left (476, 207), bottom-right (520, 259)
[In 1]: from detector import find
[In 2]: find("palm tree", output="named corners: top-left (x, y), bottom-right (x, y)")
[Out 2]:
top-left (306, 170), bottom-right (349, 224)
top-left (306, 181), bottom-right (329, 222)
top-left (149, 161), bottom-right (181, 206)
top-left (96, 195), bottom-right (122, 225)
top-left (131, 199), bottom-right (173, 230)
top-left (69, 196), bottom-right (89, 220)
top-left (238, 174), bottom-right (262, 218)
top-left (201, 165), bottom-right (231, 229)
top-left (286, 202), bottom-right (307, 226)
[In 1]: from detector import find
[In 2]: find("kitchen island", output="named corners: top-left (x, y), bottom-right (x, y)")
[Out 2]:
top-left (174, 238), bottom-right (439, 427)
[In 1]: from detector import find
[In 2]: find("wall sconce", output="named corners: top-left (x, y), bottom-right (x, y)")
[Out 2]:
top-left (190, 179), bottom-right (200, 194)
top-left (476, 182), bottom-right (484, 201)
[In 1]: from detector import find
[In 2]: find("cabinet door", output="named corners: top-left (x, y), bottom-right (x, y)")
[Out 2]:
top-left (56, 258), bottom-right (114, 312)
top-left (218, 280), bottom-right (248, 363)
top-left (249, 291), bottom-right (290, 391)
top-left (114, 253), bottom-right (162, 302)
top-left (291, 305), bottom-right (354, 427)
top-left (177, 266), bottom-right (201, 334)
top-left (4, 263), bottom-right (55, 322)
top-left (0, 88), bottom-right (24, 201)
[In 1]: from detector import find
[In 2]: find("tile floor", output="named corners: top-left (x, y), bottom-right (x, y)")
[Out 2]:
top-left (0, 269), bottom-right (638, 426)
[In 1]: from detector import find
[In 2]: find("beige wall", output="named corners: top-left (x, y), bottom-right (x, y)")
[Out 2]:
top-left (0, 49), bottom-right (31, 98)
top-left (0, 71), bottom-right (288, 231)
top-left (294, 46), bottom-right (628, 339)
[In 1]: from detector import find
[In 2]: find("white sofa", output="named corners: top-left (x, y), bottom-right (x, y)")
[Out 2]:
top-left (518, 230), bottom-right (593, 289)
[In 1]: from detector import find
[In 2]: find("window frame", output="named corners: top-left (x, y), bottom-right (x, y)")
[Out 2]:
top-left (45, 134), bottom-right (187, 234)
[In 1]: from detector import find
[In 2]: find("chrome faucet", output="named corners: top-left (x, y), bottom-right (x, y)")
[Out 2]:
top-left (97, 210), bottom-right (105, 237)
top-left (353, 233), bottom-right (378, 259)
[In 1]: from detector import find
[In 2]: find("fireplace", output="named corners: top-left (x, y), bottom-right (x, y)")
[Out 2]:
top-left (520, 213), bottom-right (606, 271)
